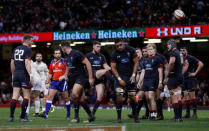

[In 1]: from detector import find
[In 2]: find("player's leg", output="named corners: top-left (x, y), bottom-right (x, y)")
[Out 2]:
top-left (148, 90), bottom-right (157, 120)
top-left (143, 91), bottom-right (150, 119)
top-left (33, 90), bottom-right (41, 116)
top-left (176, 86), bottom-right (183, 121)
top-left (183, 91), bottom-right (191, 118)
top-left (136, 91), bottom-right (145, 118)
top-left (128, 90), bottom-right (139, 123)
top-left (169, 89), bottom-right (179, 121)
top-left (41, 81), bottom-right (48, 113)
top-left (190, 91), bottom-right (198, 118)
top-left (96, 69), bottom-right (115, 83)
top-left (95, 69), bottom-right (108, 79)
top-left (21, 88), bottom-right (31, 121)
top-left (168, 76), bottom-right (182, 122)
top-left (189, 79), bottom-right (198, 119)
top-left (169, 87), bottom-right (182, 122)
top-left (71, 83), bottom-right (84, 123)
top-left (61, 91), bottom-right (71, 118)
top-left (80, 91), bottom-right (95, 123)
top-left (156, 88), bottom-right (164, 120)
top-left (9, 87), bottom-right (21, 121)
top-left (43, 88), bottom-right (57, 118)
top-left (115, 85), bottom-right (124, 123)
top-left (92, 83), bottom-right (104, 116)
top-left (60, 81), bottom-right (71, 118)
top-left (183, 79), bottom-right (191, 118)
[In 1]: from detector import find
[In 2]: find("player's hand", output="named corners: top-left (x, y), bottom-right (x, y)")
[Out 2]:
top-left (158, 83), bottom-right (163, 90)
top-left (163, 77), bottom-right (168, 85)
top-left (137, 81), bottom-right (142, 89)
top-left (59, 75), bottom-right (65, 81)
top-left (46, 83), bottom-right (50, 89)
top-left (64, 75), bottom-right (69, 81)
top-left (119, 80), bottom-right (126, 87)
top-left (189, 72), bottom-right (196, 77)
top-left (130, 76), bottom-right (135, 83)
top-left (30, 76), bottom-right (34, 86)
top-left (89, 77), bottom-right (94, 86)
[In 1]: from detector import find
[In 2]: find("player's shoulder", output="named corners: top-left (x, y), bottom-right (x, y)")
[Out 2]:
top-left (126, 45), bottom-right (135, 52)
top-left (188, 55), bottom-right (198, 61)
top-left (170, 49), bottom-right (179, 56)
top-left (99, 53), bottom-right (105, 58)
top-left (41, 61), bottom-right (47, 66)
top-left (73, 49), bottom-right (84, 56)
top-left (85, 52), bottom-right (92, 57)
top-left (111, 49), bottom-right (117, 56)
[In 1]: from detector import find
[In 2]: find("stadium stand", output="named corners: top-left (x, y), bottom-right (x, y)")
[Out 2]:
top-left (0, 0), bottom-right (208, 33)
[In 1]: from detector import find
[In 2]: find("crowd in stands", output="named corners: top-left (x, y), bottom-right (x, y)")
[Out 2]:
top-left (0, 0), bottom-right (208, 33)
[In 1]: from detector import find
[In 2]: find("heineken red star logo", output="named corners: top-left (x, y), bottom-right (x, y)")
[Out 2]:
top-left (139, 31), bottom-right (144, 36)
top-left (91, 32), bottom-right (97, 38)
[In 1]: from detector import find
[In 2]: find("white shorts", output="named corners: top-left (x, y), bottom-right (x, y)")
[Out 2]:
top-left (32, 76), bottom-right (42, 91)
top-left (32, 77), bottom-right (48, 95)
top-left (40, 80), bottom-right (49, 96)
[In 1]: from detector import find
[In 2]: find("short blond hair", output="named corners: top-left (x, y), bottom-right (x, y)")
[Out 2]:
top-left (147, 43), bottom-right (157, 50)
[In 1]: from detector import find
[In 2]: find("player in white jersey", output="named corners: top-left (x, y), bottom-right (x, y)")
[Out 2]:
top-left (32, 53), bottom-right (48, 116)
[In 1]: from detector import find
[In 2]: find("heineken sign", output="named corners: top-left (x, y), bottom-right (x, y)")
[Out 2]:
top-left (53, 28), bottom-right (145, 40)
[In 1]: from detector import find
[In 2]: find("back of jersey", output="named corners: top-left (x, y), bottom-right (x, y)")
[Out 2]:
top-left (12, 45), bottom-right (32, 73)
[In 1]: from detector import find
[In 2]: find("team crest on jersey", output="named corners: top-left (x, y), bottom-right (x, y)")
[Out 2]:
top-left (90, 57), bottom-right (94, 59)
top-left (58, 63), bottom-right (61, 67)
top-left (117, 55), bottom-right (120, 59)
top-left (93, 60), bottom-right (100, 65)
top-left (121, 58), bottom-right (129, 63)
top-left (146, 64), bottom-right (151, 68)
top-left (99, 56), bottom-right (102, 60)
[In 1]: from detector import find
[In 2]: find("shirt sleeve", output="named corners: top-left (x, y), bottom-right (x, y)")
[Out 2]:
top-left (101, 54), bottom-right (107, 64)
top-left (169, 51), bottom-right (177, 61)
top-left (192, 56), bottom-right (199, 65)
top-left (142, 59), bottom-right (146, 69)
top-left (111, 51), bottom-right (117, 63)
top-left (48, 63), bottom-right (53, 74)
top-left (160, 54), bottom-right (168, 65)
top-left (24, 48), bottom-right (32, 60)
top-left (11, 49), bottom-right (15, 59)
top-left (76, 51), bottom-right (85, 62)
top-left (131, 48), bottom-right (137, 59)
top-left (157, 56), bottom-right (163, 68)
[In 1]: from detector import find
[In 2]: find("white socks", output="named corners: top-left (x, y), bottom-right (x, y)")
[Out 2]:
top-left (35, 101), bottom-right (40, 113)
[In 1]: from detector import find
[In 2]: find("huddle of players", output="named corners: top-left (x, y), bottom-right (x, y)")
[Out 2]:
top-left (9, 35), bottom-right (203, 123)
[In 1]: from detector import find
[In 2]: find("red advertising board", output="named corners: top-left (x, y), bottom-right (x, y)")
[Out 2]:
top-left (0, 32), bottom-right (53, 43)
top-left (145, 25), bottom-right (209, 38)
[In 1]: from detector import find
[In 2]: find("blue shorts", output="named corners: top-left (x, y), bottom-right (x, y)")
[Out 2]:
top-left (50, 80), bottom-right (68, 92)
top-left (183, 78), bottom-right (197, 91)
top-left (167, 74), bottom-right (183, 90)
top-left (13, 71), bottom-right (31, 88)
top-left (142, 79), bottom-right (158, 92)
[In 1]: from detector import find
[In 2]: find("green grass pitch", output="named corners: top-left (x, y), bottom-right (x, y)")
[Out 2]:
top-left (0, 108), bottom-right (208, 131)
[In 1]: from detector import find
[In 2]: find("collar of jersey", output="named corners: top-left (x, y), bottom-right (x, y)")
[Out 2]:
top-left (149, 55), bottom-right (156, 58)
